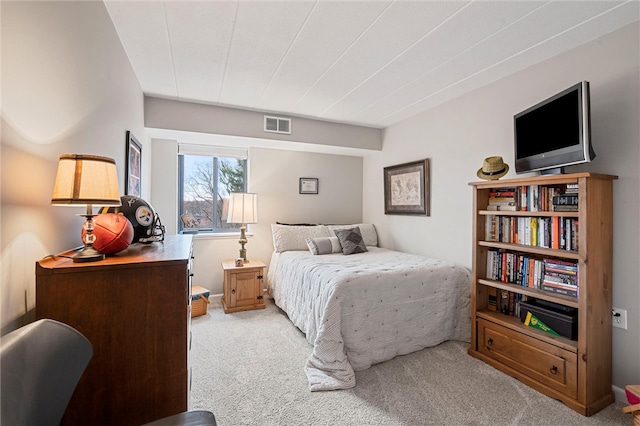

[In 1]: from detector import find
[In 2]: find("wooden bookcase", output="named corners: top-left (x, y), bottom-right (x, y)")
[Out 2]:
top-left (36, 235), bottom-right (193, 426)
top-left (468, 172), bottom-right (617, 416)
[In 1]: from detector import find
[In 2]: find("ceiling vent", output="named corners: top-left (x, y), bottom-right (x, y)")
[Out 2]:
top-left (264, 115), bottom-right (291, 135)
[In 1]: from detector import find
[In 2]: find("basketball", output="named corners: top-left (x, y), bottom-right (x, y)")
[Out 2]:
top-left (82, 213), bottom-right (134, 255)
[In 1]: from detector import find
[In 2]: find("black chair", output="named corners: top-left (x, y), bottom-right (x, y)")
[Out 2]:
top-left (1, 319), bottom-right (216, 426)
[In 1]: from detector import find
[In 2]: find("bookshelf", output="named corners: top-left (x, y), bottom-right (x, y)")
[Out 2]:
top-left (468, 172), bottom-right (617, 416)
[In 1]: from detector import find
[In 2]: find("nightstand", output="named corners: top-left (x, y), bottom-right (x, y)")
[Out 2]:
top-left (221, 259), bottom-right (266, 313)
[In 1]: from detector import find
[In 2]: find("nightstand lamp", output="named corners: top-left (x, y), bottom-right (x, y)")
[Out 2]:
top-left (51, 154), bottom-right (121, 263)
top-left (226, 192), bottom-right (257, 263)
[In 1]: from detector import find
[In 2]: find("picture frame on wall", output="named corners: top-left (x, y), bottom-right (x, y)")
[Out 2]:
top-left (125, 131), bottom-right (141, 196)
top-left (299, 178), bottom-right (319, 194)
top-left (383, 159), bottom-right (430, 216)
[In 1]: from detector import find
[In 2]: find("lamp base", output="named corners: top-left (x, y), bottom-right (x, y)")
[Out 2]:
top-left (239, 223), bottom-right (249, 263)
top-left (73, 245), bottom-right (105, 263)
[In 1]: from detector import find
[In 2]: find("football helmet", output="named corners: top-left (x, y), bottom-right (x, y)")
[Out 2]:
top-left (100, 196), bottom-right (165, 244)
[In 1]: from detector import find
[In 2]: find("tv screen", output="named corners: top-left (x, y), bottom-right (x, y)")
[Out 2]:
top-left (514, 81), bottom-right (594, 174)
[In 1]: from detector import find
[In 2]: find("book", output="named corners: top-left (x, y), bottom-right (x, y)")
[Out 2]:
top-left (551, 216), bottom-right (560, 249)
top-left (499, 290), bottom-right (509, 314)
top-left (489, 191), bottom-right (516, 197)
top-left (542, 284), bottom-right (578, 297)
top-left (553, 195), bottom-right (579, 205)
top-left (542, 276), bottom-right (578, 288)
top-left (487, 204), bottom-right (517, 211)
top-left (523, 311), bottom-right (560, 336)
top-left (553, 205), bottom-right (578, 212)
top-left (565, 183), bottom-right (579, 193)
top-left (544, 273), bottom-right (577, 284)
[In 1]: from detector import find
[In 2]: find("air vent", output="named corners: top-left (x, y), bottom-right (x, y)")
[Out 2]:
top-left (264, 115), bottom-right (291, 134)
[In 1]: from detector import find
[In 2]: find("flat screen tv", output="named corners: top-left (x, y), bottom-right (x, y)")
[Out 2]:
top-left (514, 81), bottom-right (595, 174)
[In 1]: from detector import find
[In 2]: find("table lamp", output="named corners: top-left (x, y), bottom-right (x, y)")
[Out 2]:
top-left (51, 154), bottom-right (121, 262)
top-left (226, 193), bottom-right (258, 263)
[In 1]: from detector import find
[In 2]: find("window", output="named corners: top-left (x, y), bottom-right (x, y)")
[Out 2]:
top-left (178, 144), bottom-right (247, 233)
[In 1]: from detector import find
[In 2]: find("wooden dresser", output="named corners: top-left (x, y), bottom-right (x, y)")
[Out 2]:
top-left (36, 234), bottom-right (193, 426)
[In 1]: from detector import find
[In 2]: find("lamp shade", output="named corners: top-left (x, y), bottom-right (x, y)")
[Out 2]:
top-left (226, 193), bottom-right (258, 224)
top-left (51, 154), bottom-right (121, 206)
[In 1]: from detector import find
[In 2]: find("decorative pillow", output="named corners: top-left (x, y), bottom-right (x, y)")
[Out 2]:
top-left (333, 227), bottom-right (368, 255)
top-left (306, 237), bottom-right (342, 255)
top-left (271, 224), bottom-right (330, 253)
top-left (326, 223), bottom-right (378, 247)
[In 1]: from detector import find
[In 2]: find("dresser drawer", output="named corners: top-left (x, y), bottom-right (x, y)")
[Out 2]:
top-left (478, 318), bottom-right (577, 398)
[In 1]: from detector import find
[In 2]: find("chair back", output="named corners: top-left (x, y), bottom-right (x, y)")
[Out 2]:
top-left (1, 319), bottom-right (93, 426)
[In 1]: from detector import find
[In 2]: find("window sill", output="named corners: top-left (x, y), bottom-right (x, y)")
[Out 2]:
top-left (180, 231), bottom-right (254, 241)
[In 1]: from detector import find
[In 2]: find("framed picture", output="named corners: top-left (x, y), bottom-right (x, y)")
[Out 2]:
top-left (299, 178), bottom-right (319, 194)
top-left (383, 159), bottom-right (430, 216)
top-left (125, 131), bottom-right (141, 196)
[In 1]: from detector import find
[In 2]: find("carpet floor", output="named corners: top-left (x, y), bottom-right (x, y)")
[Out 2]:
top-left (189, 296), bottom-right (628, 426)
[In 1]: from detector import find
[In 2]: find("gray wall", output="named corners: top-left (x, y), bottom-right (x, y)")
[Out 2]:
top-left (362, 22), bottom-right (640, 399)
top-left (145, 96), bottom-right (382, 151)
top-left (1, 1), bottom-right (148, 333)
top-left (150, 143), bottom-right (363, 295)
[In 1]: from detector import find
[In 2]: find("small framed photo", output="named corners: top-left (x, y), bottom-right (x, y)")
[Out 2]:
top-left (299, 178), bottom-right (319, 194)
top-left (125, 131), bottom-right (142, 196)
top-left (383, 159), bottom-right (430, 216)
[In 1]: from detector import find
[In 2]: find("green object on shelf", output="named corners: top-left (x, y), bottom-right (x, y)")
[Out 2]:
top-left (524, 311), bottom-right (560, 336)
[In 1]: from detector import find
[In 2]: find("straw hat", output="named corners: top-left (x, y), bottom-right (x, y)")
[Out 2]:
top-left (477, 156), bottom-right (509, 180)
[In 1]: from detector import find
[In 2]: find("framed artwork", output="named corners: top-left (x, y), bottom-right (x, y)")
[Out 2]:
top-left (383, 159), bottom-right (430, 216)
top-left (125, 131), bottom-right (141, 196)
top-left (299, 178), bottom-right (319, 194)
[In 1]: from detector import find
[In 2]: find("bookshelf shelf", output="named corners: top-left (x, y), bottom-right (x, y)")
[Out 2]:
top-left (477, 278), bottom-right (579, 308)
top-left (479, 210), bottom-right (579, 218)
top-left (478, 240), bottom-right (581, 260)
top-left (469, 172), bottom-right (617, 416)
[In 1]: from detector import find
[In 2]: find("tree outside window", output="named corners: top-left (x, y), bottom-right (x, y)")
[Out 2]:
top-left (179, 154), bottom-right (246, 232)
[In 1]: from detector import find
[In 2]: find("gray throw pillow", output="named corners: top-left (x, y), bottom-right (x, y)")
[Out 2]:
top-left (306, 237), bottom-right (342, 255)
top-left (333, 227), bottom-right (368, 255)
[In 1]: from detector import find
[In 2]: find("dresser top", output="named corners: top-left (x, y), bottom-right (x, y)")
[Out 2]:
top-left (37, 234), bottom-right (193, 272)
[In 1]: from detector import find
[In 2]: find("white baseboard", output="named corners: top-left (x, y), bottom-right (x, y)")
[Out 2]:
top-left (613, 384), bottom-right (627, 403)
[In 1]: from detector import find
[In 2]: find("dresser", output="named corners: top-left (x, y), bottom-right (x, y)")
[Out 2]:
top-left (36, 235), bottom-right (193, 426)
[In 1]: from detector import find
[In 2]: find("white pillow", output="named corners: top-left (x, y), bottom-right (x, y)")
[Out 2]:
top-left (306, 237), bottom-right (342, 255)
top-left (326, 223), bottom-right (378, 247)
top-left (271, 224), bottom-right (330, 253)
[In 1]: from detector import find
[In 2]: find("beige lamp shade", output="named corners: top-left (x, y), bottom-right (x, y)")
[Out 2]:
top-left (226, 193), bottom-right (258, 224)
top-left (51, 154), bottom-right (121, 206)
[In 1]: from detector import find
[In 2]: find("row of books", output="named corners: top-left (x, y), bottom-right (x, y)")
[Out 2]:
top-left (486, 250), bottom-right (579, 297)
top-left (542, 258), bottom-right (578, 297)
top-left (488, 287), bottom-right (526, 317)
top-left (485, 215), bottom-right (579, 251)
top-left (486, 184), bottom-right (579, 212)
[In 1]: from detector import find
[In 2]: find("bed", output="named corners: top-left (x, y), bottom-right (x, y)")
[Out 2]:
top-left (267, 224), bottom-right (471, 391)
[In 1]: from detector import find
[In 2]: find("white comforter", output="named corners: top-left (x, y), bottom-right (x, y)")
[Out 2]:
top-left (268, 247), bottom-right (471, 391)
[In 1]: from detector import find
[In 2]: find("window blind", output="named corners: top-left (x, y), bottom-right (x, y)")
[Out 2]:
top-left (178, 143), bottom-right (247, 159)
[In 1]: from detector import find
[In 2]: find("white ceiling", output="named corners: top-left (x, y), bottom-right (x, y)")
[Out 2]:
top-left (104, 0), bottom-right (639, 129)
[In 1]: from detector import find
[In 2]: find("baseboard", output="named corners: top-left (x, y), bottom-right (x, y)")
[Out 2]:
top-left (613, 384), bottom-right (626, 403)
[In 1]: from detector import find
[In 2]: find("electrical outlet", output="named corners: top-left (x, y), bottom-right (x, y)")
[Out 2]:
top-left (612, 308), bottom-right (627, 329)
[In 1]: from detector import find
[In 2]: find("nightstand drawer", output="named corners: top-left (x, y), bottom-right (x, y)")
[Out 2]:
top-left (478, 318), bottom-right (577, 398)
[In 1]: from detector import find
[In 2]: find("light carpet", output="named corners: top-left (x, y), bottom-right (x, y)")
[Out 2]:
top-left (189, 296), bottom-right (628, 426)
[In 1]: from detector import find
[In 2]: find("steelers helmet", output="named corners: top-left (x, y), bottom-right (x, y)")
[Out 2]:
top-left (100, 195), bottom-right (165, 244)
